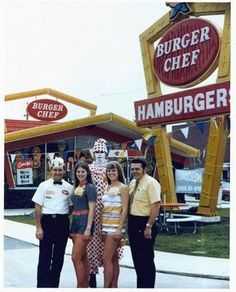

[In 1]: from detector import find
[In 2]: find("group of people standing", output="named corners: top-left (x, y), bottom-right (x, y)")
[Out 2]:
top-left (32, 138), bottom-right (161, 288)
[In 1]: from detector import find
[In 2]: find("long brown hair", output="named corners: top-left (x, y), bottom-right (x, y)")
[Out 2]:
top-left (74, 161), bottom-right (93, 187)
top-left (106, 161), bottom-right (125, 185)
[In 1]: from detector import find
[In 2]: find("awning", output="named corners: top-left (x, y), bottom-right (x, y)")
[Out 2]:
top-left (5, 113), bottom-right (150, 151)
top-left (5, 112), bottom-right (200, 158)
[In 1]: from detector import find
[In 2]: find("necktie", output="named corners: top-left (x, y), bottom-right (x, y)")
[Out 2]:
top-left (53, 181), bottom-right (62, 185)
top-left (129, 180), bottom-right (139, 212)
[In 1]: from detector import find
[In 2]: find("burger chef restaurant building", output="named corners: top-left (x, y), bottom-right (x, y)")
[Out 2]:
top-left (5, 89), bottom-right (199, 208)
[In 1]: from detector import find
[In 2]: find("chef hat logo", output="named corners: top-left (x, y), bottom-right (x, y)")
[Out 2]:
top-left (51, 157), bottom-right (65, 168)
top-left (93, 138), bottom-right (108, 153)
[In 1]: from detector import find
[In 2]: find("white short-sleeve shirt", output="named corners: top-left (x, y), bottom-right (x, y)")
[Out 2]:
top-left (32, 178), bottom-right (74, 214)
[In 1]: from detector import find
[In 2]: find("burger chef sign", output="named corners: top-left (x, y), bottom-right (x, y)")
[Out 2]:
top-left (27, 99), bottom-right (68, 121)
top-left (153, 18), bottom-right (220, 88)
top-left (134, 18), bottom-right (229, 127)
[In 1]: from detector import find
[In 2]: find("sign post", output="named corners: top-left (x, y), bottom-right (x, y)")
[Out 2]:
top-left (137, 3), bottom-right (230, 215)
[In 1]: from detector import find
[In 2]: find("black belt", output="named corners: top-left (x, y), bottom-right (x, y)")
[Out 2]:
top-left (129, 214), bottom-right (149, 219)
top-left (43, 214), bottom-right (68, 219)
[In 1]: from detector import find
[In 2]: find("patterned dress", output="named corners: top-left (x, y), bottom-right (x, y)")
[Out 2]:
top-left (88, 161), bottom-right (124, 274)
top-left (87, 161), bottom-right (107, 274)
top-left (102, 187), bottom-right (126, 235)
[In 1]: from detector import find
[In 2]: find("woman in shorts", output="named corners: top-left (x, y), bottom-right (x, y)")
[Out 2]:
top-left (100, 161), bottom-right (129, 288)
top-left (70, 161), bottom-right (97, 288)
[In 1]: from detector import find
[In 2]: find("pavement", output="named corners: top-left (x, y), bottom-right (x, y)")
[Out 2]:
top-left (3, 208), bottom-right (230, 289)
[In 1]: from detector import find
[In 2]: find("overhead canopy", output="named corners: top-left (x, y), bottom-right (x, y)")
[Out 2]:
top-left (5, 113), bottom-right (200, 158)
top-left (5, 113), bottom-right (150, 151)
top-left (169, 137), bottom-right (200, 158)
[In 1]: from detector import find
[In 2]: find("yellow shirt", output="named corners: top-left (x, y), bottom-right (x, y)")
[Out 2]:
top-left (129, 174), bottom-right (161, 216)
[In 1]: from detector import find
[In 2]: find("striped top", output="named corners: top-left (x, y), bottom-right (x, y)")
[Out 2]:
top-left (102, 186), bottom-right (125, 234)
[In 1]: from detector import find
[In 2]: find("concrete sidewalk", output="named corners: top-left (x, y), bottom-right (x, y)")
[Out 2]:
top-left (4, 214), bottom-right (229, 280)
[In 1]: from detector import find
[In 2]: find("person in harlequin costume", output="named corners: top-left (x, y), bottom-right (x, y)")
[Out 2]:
top-left (87, 138), bottom-right (108, 287)
top-left (87, 138), bottom-right (124, 287)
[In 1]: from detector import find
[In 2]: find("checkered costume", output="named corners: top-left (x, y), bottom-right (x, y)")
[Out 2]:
top-left (87, 161), bottom-right (107, 273)
top-left (87, 139), bottom-right (124, 274)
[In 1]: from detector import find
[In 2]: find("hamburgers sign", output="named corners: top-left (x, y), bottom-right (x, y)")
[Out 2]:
top-left (134, 81), bottom-right (230, 126)
top-left (153, 18), bottom-right (220, 87)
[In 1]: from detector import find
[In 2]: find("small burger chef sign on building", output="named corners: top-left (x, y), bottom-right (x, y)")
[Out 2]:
top-left (135, 17), bottom-right (230, 126)
top-left (27, 99), bottom-right (68, 121)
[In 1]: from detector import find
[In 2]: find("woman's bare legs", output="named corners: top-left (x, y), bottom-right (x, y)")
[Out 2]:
top-left (71, 237), bottom-right (89, 288)
top-left (111, 252), bottom-right (119, 288)
top-left (102, 235), bottom-right (120, 288)
top-left (83, 252), bottom-right (90, 286)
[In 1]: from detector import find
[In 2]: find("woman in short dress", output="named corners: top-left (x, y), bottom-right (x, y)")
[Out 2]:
top-left (100, 161), bottom-right (129, 288)
top-left (70, 161), bottom-right (97, 288)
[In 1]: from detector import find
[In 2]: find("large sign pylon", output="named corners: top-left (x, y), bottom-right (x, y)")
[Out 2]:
top-left (138, 3), bottom-right (230, 215)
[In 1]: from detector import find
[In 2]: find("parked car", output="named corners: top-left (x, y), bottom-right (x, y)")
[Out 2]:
top-left (222, 189), bottom-right (230, 201)
top-left (221, 181), bottom-right (230, 201)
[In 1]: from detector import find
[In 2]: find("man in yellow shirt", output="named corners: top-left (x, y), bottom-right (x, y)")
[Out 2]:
top-left (128, 158), bottom-right (161, 288)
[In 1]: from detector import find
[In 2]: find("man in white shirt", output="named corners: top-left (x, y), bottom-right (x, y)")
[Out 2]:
top-left (32, 157), bottom-right (74, 288)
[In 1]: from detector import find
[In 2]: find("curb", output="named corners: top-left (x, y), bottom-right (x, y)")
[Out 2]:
top-left (5, 235), bottom-right (228, 281)
top-left (120, 264), bottom-right (230, 281)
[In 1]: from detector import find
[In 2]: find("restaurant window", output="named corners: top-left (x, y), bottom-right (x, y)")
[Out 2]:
top-left (75, 135), bottom-right (100, 162)
top-left (76, 135), bottom-right (100, 151)
top-left (9, 144), bottom-right (46, 188)
top-left (75, 135), bottom-right (118, 164)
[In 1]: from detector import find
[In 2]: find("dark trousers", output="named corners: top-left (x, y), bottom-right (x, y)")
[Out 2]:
top-left (37, 215), bottom-right (69, 288)
top-left (128, 214), bottom-right (158, 288)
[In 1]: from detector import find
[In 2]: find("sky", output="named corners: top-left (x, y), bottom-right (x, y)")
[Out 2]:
top-left (3, 0), bottom-right (227, 124)
top-left (4, 0), bottom-right (168, 121)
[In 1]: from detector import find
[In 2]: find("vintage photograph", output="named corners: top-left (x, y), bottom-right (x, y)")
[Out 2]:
top-left (3, 1), bottom-right (231, 290)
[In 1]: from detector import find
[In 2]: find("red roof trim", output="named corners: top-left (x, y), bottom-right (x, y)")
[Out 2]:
top-left (5, 119), bottom-right (55, 133)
